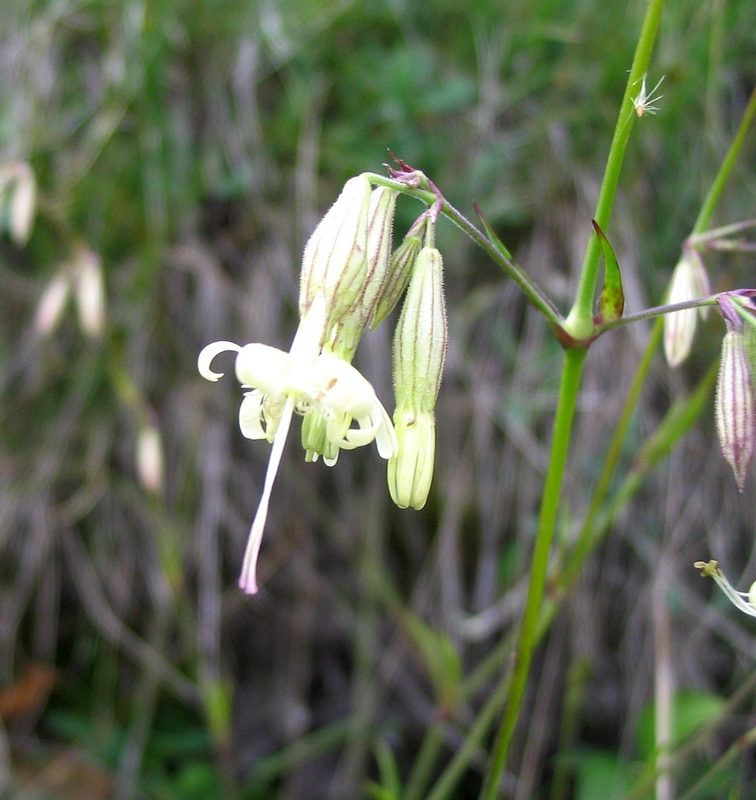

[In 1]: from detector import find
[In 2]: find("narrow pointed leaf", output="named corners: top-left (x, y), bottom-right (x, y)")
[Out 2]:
top-left (401, 611), bottom-right (461, 712)
top-left (473, 201), bottom-right (513, 260)
top-left (593, 220), bottom-right (624, 324)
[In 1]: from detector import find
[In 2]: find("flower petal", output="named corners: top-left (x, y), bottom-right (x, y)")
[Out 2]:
top-left (235, 343), bottom-right (291, 394)
top-left (239, 395), bottom-right (295, 594)
top-left (373, 400), bottom-right (399, 459)
top-left (198, 341), bottom-right (242, 381)
top-left (239, 391), bottom-right (268, 440)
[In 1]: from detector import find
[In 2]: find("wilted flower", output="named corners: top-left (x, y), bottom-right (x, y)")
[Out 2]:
top-left (663, 250), bottom-right (710, 368)
top-left (695, 559), bottom-right (756, 618)
top-left (388, 246), bottom-right (447, 510)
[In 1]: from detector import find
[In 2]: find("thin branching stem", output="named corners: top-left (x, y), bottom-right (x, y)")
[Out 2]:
top-left (365, 173), bottom-right (563, 327)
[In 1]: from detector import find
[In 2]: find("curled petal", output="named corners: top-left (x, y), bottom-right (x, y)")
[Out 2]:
top-left (343, 416), bottom-right (377, 448)
top-left (372, 400), bottom-right (399, 459)
top-left (198, 341), bottom-right (242, 381)
top-left (239, 391), bottom-right (269, 440)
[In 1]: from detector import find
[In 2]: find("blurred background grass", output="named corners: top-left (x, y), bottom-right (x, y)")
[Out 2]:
top-left (1, 0), bottom-right (755, 798)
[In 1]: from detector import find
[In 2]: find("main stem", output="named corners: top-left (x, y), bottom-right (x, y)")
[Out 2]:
top-left (479, 346), bottom-right (586, 799)
top-left (564, 0), bottom-right (666, 339)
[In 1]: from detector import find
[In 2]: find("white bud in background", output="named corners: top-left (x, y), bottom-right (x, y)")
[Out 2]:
top-left (663, 251), bottom-right (710, 368)
top-left (0, 163), bottom-right (36, 246)
top-left (35, 271), bottom-right (72, 337)
top-left (136, 423), bottom-right (164, 496)
top-left (73, 248), bottom-right (106, 338)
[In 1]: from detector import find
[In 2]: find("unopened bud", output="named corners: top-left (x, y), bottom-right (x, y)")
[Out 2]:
top-left (299, 175), bottom-right (371, 336)
top-left (136, 424), bottom-right (164, 495)
top-left (35, 271), bottom-right (71, 336)
top-left (73, 248), bottom-right (106, 337)
top-left (715, 330), bottom-right (755, 491)
top-left (372, 215), bottom-right (426, 329)
top-left (393, 247), bottom-right (447, 410)
top-left (664, 251), bottom-right (710, 368)
top-left (389, 246), bottom-right (447, 509)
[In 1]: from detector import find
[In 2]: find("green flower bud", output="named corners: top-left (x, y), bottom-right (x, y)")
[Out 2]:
top-left (371, 215), bottom-right (426, 329)
top-left (663, 251), bottom-right (710, 368)
top-left (388, 246), bottom-right (447, 509)
top-left (299, 175), bottom-right (372, 339)
top-left (715, 330), bottom-right (755, 491)
top-left (393, 247), bottom-right (447, 411)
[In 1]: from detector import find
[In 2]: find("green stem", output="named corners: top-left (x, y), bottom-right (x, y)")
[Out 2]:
top-left (404, 719), bottom-right (445, 800)
top-left (677, 726), bottom-right (756, 800)
top-left (365, 173), bottom-right (562, 328)
top-left (426, 668), bottom-right (514, 800)
top-left (692, 82), bottom-right (756, 235)
top-left (594, 295), bottom-right (719, 334)
top-left (479, 347), bottom-right (586, 800)
top-left (556, 316), bottom-right (662, 593)
top-left (564, 0), bottom-right (666, 339)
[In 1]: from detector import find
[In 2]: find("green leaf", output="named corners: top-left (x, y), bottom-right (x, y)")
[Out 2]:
top-left (369, 738), bottom-right (403, 800)
top-left (572, 748), bottom-right (636, 800)
top-left (401, 611), bottom-right (462, 713)
top-left (473, 201), bottom-right (514, 261)
top-left (636, 690), bottom-right (725, 759)
top-left (593, 220), bottom-right (624, 324)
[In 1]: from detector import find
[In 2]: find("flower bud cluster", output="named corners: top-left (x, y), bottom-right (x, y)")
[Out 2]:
top-left (199, 169), bottom-right (449, 593)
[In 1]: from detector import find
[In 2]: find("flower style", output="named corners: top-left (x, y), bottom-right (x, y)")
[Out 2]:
top-left (198, 296), bottom-right (396, 594)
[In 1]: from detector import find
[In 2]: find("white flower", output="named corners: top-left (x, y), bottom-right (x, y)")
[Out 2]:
top-left (198, 302), bottom-right (396, 594)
